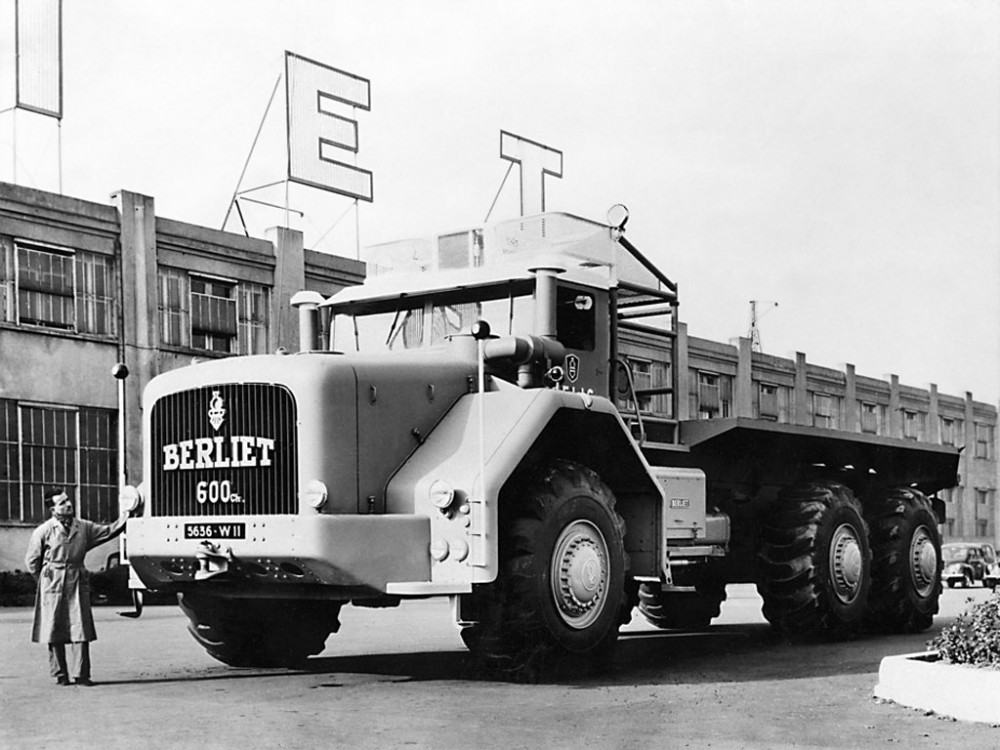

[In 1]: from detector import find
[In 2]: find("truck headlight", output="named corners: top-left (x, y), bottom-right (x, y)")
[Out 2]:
top-left (300, 480), bottom-right (329, 509)
top-left (119, 485), bottom-right (143, 515)
top-left (429, 479), bottom-right (455, 510)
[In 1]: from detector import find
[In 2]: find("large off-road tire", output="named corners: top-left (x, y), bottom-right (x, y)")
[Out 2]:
top-left (638, 582), bottom-right (727, 631)
top-left (756, 482), bottom-right (871, 639)
top-left (178, 593), bottom-right (341, 667)
top-left (864, 487), bottom-right (942, 634)
top-left (460, 459), bottom-right (629, 679)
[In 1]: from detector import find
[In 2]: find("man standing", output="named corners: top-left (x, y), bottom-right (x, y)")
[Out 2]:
top-left (25, 486), bottom-right (131, 686)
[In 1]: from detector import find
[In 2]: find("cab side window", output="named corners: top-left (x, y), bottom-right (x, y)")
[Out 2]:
top-left (556, 286), bottom-right (595, 351)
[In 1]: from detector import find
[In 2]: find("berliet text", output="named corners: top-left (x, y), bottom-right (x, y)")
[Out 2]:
top-left (162, 436), bottom-right (276, 470)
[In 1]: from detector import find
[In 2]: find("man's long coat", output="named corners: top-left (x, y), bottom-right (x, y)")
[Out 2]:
top-left (25, 516), bottom-right (127, 643)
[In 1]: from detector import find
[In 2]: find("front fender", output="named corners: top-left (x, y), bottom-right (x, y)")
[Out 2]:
top-left (385, 383), bottom-right (661, 589)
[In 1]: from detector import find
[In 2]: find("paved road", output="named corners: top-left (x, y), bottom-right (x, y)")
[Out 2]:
top-left (1, 585), bottom-right (997, 750)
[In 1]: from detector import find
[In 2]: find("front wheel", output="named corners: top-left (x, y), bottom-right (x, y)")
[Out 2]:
top-left (756, 482), bottom-right (871, 639)
top-left (460, 459), bottom-right (628, 678)
top-left (178, 593), bottom-right (341, 667)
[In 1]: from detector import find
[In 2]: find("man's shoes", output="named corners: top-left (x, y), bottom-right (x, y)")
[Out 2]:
top-left (74, 678), bottom-right (94, 686)
top-left (56, 676), bottom-right (71, 686)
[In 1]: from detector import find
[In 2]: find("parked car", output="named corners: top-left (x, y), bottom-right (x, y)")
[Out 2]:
top-left (941, 543), bottom-right (992, 588)
top-left (90, 552), bottom-right (176, 606)
top-left (980, 544), bottom-right (1000, 590)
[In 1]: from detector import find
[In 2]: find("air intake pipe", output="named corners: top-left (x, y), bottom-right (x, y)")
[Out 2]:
top-left (290, 291), bottom-right (325, 352)
top-left (483, 335), bottom-right (566, 388)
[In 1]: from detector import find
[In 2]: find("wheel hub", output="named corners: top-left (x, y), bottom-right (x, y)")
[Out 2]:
top-left (830, 523), bottom-right (864, 605)
top-left (551, 520), bottom-right (609, 629)
top-left (909, 526), bottom-right (937, 597)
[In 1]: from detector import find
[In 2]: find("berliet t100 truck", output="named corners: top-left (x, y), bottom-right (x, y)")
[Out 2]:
top-left (124, 210), bottom-right (958, 675)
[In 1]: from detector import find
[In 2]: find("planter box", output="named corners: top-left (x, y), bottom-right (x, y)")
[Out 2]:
top-left (875, 651), bottom-right (1000, 724)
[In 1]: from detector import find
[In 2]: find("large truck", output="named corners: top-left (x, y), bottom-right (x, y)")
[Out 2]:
top-left (124, 210), bottom-right (958, 675)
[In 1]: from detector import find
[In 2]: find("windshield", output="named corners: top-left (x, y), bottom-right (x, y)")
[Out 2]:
top-left (942, 545), bottom-right (972, 563)
top-left (332, 286), bottom-right (534, 353)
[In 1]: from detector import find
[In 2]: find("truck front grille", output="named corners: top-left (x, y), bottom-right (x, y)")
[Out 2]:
top-left (150, 383), bottom-right (297, 516)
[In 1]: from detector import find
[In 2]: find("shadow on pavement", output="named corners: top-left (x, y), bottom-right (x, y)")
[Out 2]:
top-left (303, 622), bottom-right (939, 687)
top-left (97, 619), bottom-right (939, 688)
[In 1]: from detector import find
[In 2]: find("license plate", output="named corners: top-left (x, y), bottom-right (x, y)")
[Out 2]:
top-left (184, 523), bottom-right (246, 540)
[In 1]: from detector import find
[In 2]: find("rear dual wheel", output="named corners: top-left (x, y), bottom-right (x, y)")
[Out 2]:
top-left (864, 487), bottom-right (942, 633)
top-left (756, 482), bottom-right (871, 638)
top-left (638, 582), bottom-right (727, 631)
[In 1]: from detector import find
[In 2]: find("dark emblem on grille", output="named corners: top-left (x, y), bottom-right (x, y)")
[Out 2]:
top-left (208, 391), bottom-right (226, 431)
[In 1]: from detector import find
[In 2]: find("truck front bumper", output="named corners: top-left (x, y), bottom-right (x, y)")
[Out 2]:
top-left (125, 515), bottom-right (431, 594)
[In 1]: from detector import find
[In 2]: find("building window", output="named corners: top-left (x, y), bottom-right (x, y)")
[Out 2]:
top-left (977, 519), bottom-right (989, 538)
top-left (945, 519), bottom-right (955, 537)
top-left (238, 282), bottom-right (270, 355)
top-left (0, 400), bottom-right (117, 524)
top-left (940, 417), bottom-right (956, 446)
top-left (813, 393), bottom-right (841, 429)
top-left (0, 400), bottom-right (18, 522)
top-left (158, 268), bottom-right (189, 347)
top-left (627, 358), bottom-right (652, 412)
top-left (692, 371), bottom-right (731, 420)
top-left (191, 276), bottom-right (237, 353)
top-left (977, 489), bottom-right (989, 506)
top-left (903, 410), bottom-right (923, 441)
top-left (159, 269), bottom-right (268, 355)
top-left (975, 423), bottom-right (994, 459)
top-left (860, 402), bottom-right (880, 434)
top-left (757, 383), bottom-right (789, 423)
top-left (759, 383), bottom-right (778, 421)
top-left (621, 357), bottom-right (672, 417)
top-left (17, 244), bottom-right (74, 329)
top-left (695, 372), bottom-right (719, 417)
top-left (78, 408), bottom-right (118, 522)
top-left (75, 252), bottom-right (117, 335)
top-left (0, 240), bottom-right (116, 336)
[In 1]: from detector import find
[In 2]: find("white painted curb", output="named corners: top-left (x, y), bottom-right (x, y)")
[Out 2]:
top-left (874, 651), bottom-right (1000, 724)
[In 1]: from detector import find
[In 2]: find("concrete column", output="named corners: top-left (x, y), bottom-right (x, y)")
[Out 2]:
top-left (736, 336), bottom-right (753, 418)
top-left (844, 363), bottom-right (857, 432)
top-left (963, 391), bottom-right (976, 503)
top-left (963, 392), bottom-right (976, 538)
top-left (266, 226), bottom-right (306, 352)
top-left (793, 352), bottom-right (808, 426)
top-left (963, 392), bottom-right (976, 452)
top-left (112, 190), bottom-right (157, 485)
top-left (675, 321), bottom-right (690, 421)
top-left (928, 384), bottom-right (940, 443)
top-left (889, 375), bottom-right (901, 438)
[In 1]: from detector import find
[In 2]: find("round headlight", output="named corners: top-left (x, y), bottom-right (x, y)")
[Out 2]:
top-left (429, 479), bottom-right (455, 510)
top-left (118, 485), bottom-right (142, 515)
top-left (299, 480), bottom-right (329, 509)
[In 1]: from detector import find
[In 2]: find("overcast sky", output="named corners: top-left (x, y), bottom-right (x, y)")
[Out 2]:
top-left (2, 0), bottom-right (998, 404)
